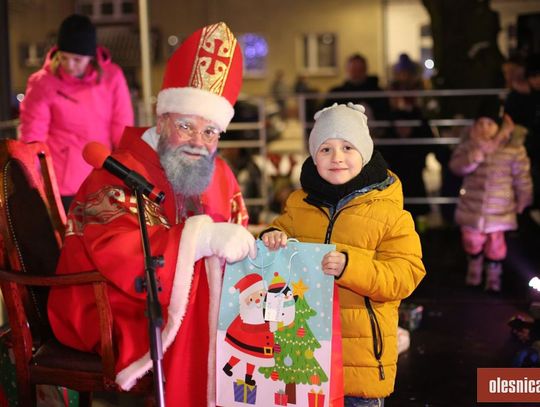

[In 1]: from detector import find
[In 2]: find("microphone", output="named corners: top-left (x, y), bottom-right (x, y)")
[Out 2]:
top-left (83, 142), bottom-right (165, 204)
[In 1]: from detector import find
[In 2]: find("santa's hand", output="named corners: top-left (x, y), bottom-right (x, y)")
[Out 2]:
top-left (197, 222), bottom-right (256, 262)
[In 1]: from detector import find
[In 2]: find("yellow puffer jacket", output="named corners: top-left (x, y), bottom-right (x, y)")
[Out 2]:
top-left (269, 173), bottom-right (426, 398)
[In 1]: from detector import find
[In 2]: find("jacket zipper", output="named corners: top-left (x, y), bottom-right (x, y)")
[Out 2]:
top-left (308, 198), bottom-right (386, 380)
top-left (365, 297), bottom-right (385, 380)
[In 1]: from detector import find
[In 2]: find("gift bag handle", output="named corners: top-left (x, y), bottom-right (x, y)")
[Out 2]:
top-left (248, 238), bottom-right (299, 268)
top-left (249, 238), bottom-right (300, 294)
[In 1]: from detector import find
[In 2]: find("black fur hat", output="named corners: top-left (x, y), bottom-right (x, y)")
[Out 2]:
top-left (57, 14), bottom-right (96, 57)
top-left (475, 97), bottom-right (502, 123)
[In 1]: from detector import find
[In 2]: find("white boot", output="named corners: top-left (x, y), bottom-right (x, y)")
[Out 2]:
top-left (465, 254), bottom-right (483, 286)
top-left (485, 261), bottom-right (502, 292)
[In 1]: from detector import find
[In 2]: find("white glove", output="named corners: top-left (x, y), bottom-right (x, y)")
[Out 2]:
top-left (196, 222), bottom-right (257, 263)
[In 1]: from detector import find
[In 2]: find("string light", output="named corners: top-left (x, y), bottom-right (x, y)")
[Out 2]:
top-left (529, 277), bottom-right (540, 292)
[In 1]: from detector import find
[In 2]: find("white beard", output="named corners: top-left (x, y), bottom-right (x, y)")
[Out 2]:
top-left (239, 301), bottom-right (265, 325)
top-left (158, 141), bottom-right (215, 196)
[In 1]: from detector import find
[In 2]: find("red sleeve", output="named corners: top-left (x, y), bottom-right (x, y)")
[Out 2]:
top-left (61, 170), bottom-right (181, 304)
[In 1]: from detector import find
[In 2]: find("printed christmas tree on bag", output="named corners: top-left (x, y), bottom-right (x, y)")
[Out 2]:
top-left (259, 278), bottom-right (328, 403)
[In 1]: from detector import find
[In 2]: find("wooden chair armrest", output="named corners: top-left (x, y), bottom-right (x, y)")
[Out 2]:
top-left (0, 269), bottom-right (106, 286)
top-left (0, 268), bottom-right (117, 382)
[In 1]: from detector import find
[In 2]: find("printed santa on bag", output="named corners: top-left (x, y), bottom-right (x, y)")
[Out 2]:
top-left (216, 240), bottom-right (343, 407)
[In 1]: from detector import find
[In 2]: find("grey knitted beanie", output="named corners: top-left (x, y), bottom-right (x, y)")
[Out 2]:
top-left (308, 102), bottom-right (373, 165)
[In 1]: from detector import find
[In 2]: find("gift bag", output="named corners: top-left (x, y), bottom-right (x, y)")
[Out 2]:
top-left (216, 239), bottom-right (343, 407)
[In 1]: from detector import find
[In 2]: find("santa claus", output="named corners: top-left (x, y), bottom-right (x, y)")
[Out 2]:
top-left (222, 273), bottom-right (275, 385)
top-left (47, 21), bottom-right (255, 406)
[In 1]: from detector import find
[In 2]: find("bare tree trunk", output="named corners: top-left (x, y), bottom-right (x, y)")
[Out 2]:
top-left (285, 382), bottom-right (297, 404)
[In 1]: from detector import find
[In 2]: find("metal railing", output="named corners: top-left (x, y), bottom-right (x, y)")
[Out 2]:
top-left (2, 88), bottom-right (509, 219)
top-left (220, 97), bottom-right (268, 210)
top-left (292, 88), bottom-right (508, 208)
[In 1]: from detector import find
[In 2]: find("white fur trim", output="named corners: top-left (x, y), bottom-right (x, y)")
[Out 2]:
top-left (141, 126), bottom-right (159, 151)
top-left (205, 256), bottom-right (223, 407)
top-left (156, 87), bottom-right (235, 131)
top-left (116, 215), bottom-right (220, 401)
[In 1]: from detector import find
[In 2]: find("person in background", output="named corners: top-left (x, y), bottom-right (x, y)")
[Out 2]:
top-left (270, 69), bottom-right (288, 118)
top-left (385, 54), bottom-right (430, 224)
top-left (47, 22), bottom-right (255, 405)
top-left (325, 53), bottom-right (390, 128)
top-left (381, 108), bottom-right (433, 222)
top-left (220, 146), bottom-right (262, 223)
top-left (19, 14), bottom-right (134, 212)
top-left (504, 53), bottom-right (540, 226)
top-left (389, 53), bottom-right (424, 113)
top-left (262, 102), bottom-right (426, 406)
top-left (449, 99), bottom-right (532, 292)
top-left (502, 52), bottom-right (529, 93)
top-left (293, 74), bottom-right (311, 94)
top-left (293, 74), bottom-right (320, 122)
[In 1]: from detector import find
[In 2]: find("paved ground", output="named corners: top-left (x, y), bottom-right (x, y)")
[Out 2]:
top-left (387, 212), bottom-right (540, 407)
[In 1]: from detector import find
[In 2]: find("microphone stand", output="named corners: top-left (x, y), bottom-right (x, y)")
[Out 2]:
top-left (133, 187), bottom-right (166, 407)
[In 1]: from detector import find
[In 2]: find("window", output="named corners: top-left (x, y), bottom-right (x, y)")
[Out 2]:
top-left (237, 33), bottom-right (268, 78)
top-left (122, 1), bottom-right (134, 14)
top-left (77, 0), bottom-right (136, 22)
top-left (101, 2), bottom-right (114, 15)
top-left (80, 3), bottom-right (93, 15)
top-left (298, 33), bottom-right (337, 76)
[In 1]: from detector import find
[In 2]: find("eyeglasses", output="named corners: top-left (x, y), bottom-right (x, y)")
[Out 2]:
top-left (169, 117), bottom-right (221, 143)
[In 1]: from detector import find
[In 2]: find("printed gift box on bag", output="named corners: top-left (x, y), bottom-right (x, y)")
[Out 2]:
top-left (233, 380), bottom-right (257, 404)
top-left (274, 389), bottom-right (288, 405)
top-left (308, 389), bottom-right (325, 407)
top-left (216, 240), bottom-right (336, 406)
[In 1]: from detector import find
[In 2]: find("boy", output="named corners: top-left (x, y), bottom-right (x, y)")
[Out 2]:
top-left (262, 103), bottom-right (426, 405)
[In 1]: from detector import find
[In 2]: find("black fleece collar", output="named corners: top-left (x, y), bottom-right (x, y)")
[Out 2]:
top-left (300, 150), bottom-right (389, 206)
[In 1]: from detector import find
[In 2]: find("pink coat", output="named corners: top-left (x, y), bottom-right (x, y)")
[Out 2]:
top-left (449, 133), bottom-right (533, 233)
top-left (19, 46), bottom-right (134, 196)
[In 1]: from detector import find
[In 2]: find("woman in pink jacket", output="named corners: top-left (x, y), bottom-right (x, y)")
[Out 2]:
top-left (19, 14), bottom-right (134, 211)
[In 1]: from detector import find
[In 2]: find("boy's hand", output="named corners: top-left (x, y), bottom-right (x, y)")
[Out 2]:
top-left (322, 251), bottom-right (346, 277)
top-left (261, 230), bottom-right (288, 251)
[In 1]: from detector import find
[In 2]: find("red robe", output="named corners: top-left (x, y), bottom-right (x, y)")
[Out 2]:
top-left (47, 127), bottom-right (248, 405)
